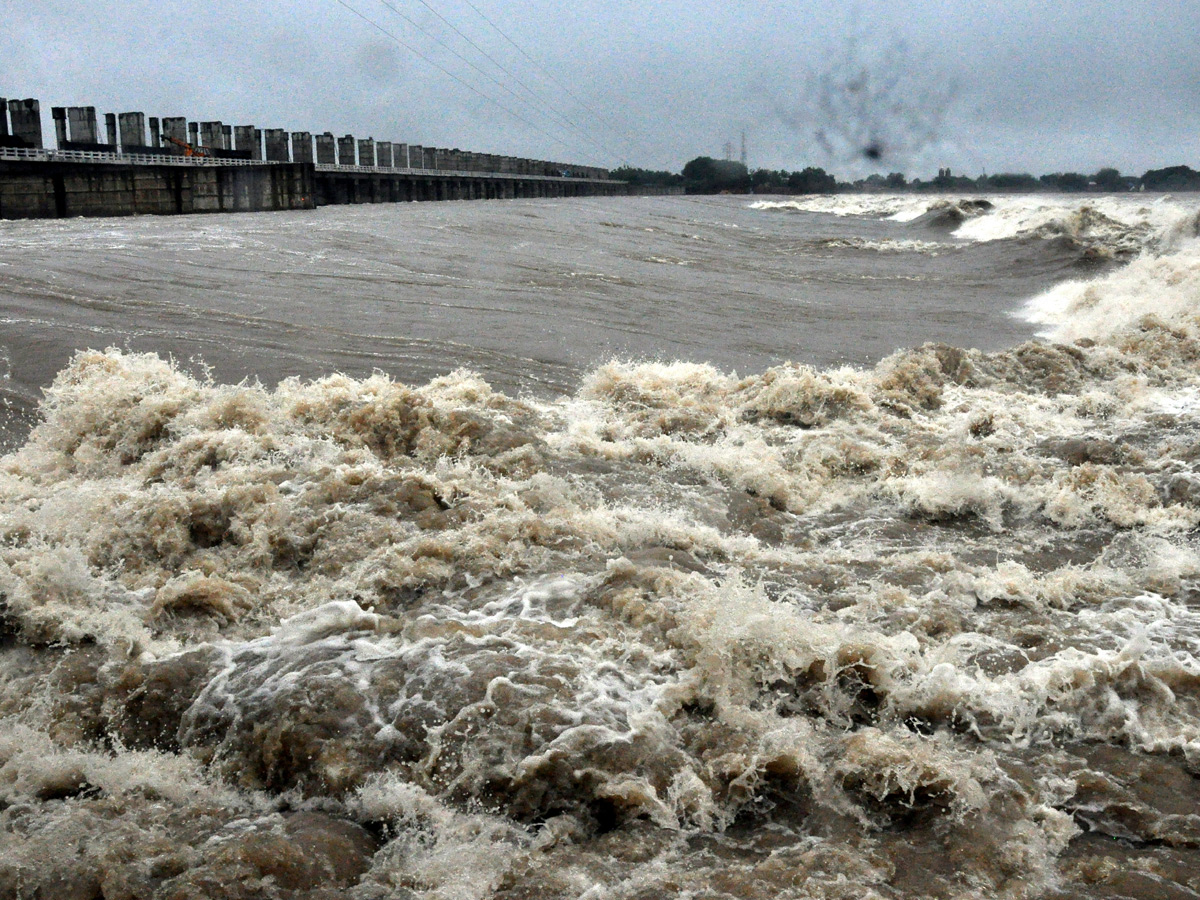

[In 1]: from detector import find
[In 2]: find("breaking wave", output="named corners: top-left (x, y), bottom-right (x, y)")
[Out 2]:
top-left (2, 199), bottom-right (1200, 898)
top-left (754, 193), bottom-right (1200, 261)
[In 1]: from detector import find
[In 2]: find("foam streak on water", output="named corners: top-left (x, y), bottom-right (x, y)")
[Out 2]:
top-left (1, 194), bottom-right (1200, 899)
top-left (0, 195), bottom-right (1084, 453)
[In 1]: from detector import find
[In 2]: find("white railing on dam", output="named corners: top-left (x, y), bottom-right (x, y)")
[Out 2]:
top-left (0, 146), bottom-right (279, 167)
top-left (1, 147), bottom-right (611, 182)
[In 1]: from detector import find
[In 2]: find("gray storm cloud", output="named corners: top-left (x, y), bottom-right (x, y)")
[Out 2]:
top-left (3, 0), bottom-right (1197, 175)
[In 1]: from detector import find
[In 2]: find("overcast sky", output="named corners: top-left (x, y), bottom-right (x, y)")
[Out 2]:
top-left (5, 0), bottom-right (1198, 178)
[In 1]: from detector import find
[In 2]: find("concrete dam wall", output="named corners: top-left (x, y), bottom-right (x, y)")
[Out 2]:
top-left (0, 97), bottom-right (627, 219)
top-left (0, 156), bottom-right (315, 218)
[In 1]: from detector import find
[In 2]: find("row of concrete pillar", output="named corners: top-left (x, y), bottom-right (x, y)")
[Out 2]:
top-left (9, 97), bottom-right (610, 181)
top-left (0, 99), bottom-right (44, 149)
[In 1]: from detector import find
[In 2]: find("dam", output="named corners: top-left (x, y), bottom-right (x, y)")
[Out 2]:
top-left (0, 97), bottom-right (629, 219)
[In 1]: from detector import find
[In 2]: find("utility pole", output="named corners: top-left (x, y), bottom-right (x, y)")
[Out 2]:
top-left (740, 131), bottom-right (747, 169)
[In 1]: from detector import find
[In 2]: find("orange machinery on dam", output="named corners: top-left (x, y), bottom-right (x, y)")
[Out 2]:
top-left (0, 97), bottom-right (628, 219)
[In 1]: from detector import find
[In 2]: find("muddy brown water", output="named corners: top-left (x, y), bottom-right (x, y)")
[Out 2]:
top-left (1, 193), bottom-right (1199, 899)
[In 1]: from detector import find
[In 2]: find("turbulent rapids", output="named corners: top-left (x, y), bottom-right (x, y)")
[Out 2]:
top-left (1, 194), bottom-right (1199, 899)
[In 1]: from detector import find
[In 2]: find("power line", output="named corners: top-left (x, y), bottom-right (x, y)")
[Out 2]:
top-left (399, 0), bottom-right (627, 162)
top-left (371, 0), bottom-right (619, 162)
top-left (331, 0), bottom-right (584, 158)
top-left (454, 0), bottom-right (646, 162)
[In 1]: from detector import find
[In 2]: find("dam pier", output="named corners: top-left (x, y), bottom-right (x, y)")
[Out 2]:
top-left (0, 97), bottom-right (628, 219)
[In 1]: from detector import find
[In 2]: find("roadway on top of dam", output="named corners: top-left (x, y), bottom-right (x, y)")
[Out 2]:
top-left (0, 146), bottom-right (615, 183)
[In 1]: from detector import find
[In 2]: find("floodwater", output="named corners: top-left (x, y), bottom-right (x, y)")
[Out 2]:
top-left (1, 192), bottom-right (1199, 899)
top-left (2, 194), bottom-right (1064, 447)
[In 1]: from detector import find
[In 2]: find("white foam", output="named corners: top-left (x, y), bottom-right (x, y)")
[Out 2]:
top-left (1019, 236), bottom-right (1200, 342)
top-left (820, 237), bottom-right (953, 254)
top-left (751, 195), bottom-right (932, 220)
top-left (950, 195), bottom-right (1190, 244)
top-left (3, 301), bottom-right (1200, 894)
top-left (754, 193), bottom-right (1200, 253)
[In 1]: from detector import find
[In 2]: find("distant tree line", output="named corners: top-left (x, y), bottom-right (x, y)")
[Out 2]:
top-left (668, 157), bottom-right (839, 195)
top-left (610, 166), bottom-right (684, 189)
top-left (616, 158), bottom-right (1200, 195)
top-left (904, 166), bottom-right (1142, 193)
top-left (856, 165), bottom-right (1200, 193)
top-left (749, 166), bottom-right (838, 194)
top-left (681, 157), bottom-right (752, 194)
top-left (1141, 166), bottom-right (1200, 191)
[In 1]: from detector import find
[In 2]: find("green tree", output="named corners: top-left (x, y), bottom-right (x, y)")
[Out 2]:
top-left (611, 166), bottom-right (683, 188)
top-left (981, 172), bottom-right (1039, 191)
top-left (1040, 172), bottom-right (1089, 191)
top-left (1141, 166), bottom-right (1200, 191)
top-left (787, 166), bottom-right (837, 193)
top-left (1092, 167), bottom-right (1124, 191)
top-left (682, 157), bottom-right (751, 194)
top-left (750, 168), bottom-right (782, 192)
